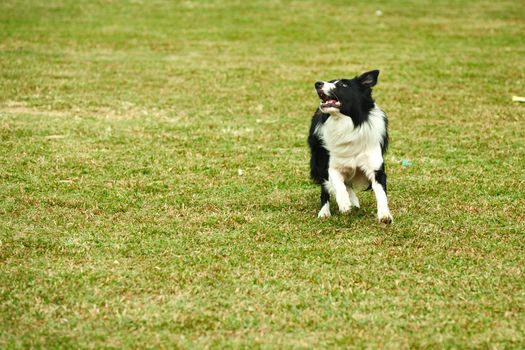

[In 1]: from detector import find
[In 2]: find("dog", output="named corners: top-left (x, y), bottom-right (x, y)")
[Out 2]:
top-left (307, 70), bottom-right (393, 224)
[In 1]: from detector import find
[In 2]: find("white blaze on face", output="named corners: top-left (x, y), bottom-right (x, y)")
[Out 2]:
top-left (319, 80), bottom-right (337, 96)
top-left (318, 80), bottom-right (340, 114)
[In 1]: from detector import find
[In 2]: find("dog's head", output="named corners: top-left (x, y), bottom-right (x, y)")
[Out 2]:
top-left (315, 70), bottom-right (379, 117)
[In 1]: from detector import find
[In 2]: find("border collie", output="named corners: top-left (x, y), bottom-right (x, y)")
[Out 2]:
top-left (307, 70), bottom-right (393, 224)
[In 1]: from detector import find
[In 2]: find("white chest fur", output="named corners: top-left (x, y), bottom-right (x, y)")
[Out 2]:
top-left (315, 106), bottom-right (386, 177)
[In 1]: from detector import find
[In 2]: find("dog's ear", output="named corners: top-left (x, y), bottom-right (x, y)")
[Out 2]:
top-left (357, 70), bottom-right (379, 88)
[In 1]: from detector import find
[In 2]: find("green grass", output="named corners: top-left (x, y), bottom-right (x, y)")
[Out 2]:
top-left (1, 0), bottom-right (525, 348)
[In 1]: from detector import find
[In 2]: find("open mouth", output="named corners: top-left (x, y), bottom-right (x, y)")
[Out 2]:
top-left (318, 91), bottom-right (341, 109)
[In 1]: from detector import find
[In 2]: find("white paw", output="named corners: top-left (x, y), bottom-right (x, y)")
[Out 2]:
top-left (317, 203), bottom-right (331, 218)
top-left (377, 211), bottom-right (393, 224)
top-left (338, 203), bottom-right (351, 214)
top-left (336, 195), bottom-right (351, 214)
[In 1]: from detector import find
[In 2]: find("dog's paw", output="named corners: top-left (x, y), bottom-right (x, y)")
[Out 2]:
top-left (317, 204), bottom-right (331, 219)
top-left (338, 204), bottom-right (351, 214)
top-left (336, 195), bottom-right (352, 214)
top-left (377, 211), bottom-right (393, 224)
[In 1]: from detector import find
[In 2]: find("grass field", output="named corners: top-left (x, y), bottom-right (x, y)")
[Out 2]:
top-left (1, 0), bottom-right (525, 348)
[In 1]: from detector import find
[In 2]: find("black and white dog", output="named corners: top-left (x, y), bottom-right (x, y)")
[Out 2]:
top-left (307, 70), bottom-right (393, 224)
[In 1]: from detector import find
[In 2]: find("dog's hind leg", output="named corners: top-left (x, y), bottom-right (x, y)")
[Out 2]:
top-left (371, 164), bottom-right (393, 224)
top-left (318, 184), bottom-right (331, 218)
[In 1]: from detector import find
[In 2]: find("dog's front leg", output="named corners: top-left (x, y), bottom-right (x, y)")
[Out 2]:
top-left (328, 168), bottom-right (351, 214)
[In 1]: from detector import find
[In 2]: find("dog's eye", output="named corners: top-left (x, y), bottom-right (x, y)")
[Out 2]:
top-left (340, 83), bottom-right (348, 88)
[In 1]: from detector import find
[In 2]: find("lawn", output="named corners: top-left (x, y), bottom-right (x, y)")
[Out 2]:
top-left (1, 0), bottom-right (525, 348)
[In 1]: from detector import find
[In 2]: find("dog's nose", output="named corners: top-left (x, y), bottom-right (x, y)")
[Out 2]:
top-left (315, 81), bottom-right (324, 90)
